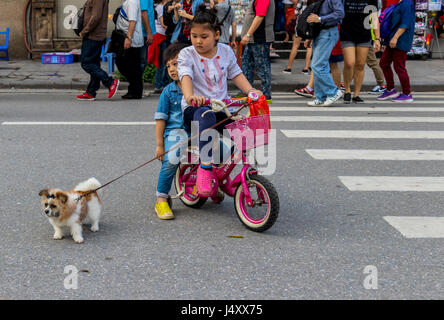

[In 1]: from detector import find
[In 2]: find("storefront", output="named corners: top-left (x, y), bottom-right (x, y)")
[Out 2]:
top-left (30, 0), bottom-right (121, 56)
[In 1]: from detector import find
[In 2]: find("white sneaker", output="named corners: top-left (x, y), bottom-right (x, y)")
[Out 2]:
top-left (307, 98), bottom-right (326, 106)
top-left (323, 89), bottom-right (344, 106)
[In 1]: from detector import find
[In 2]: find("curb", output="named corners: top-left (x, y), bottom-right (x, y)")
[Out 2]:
top-left (1, 81), bottom-right (443, 92)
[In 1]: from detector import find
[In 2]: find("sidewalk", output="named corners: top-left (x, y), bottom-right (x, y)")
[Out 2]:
top-left (0, 57), bottom-right (443, 92)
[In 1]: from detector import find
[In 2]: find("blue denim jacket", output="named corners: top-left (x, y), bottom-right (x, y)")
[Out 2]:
top-left (387, 0), bottom-right (415, 52)
top-left (171, 0), bottom-right (204, 42)
top-left (154, 82), bottom-right (184, 137)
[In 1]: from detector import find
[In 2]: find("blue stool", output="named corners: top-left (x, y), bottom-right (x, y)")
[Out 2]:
top-left (0, 27), bottom-right (10, 61)
top-left (100, 37), bottom-right (115, 74)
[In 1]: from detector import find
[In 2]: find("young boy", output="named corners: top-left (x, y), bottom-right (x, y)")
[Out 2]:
top-left (154, 42), bottom-right (189, 220)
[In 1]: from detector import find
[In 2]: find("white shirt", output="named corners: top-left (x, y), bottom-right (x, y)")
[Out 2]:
top-left (178, 43), bottom-right (243, 112)
top-left (155, 4), bottom-right (166, 35)
top-left (116, 0), bottom-right (144, 48)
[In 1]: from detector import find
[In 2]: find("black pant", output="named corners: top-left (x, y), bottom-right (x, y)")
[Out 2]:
top-left (115, 46), bottom-right (143, 97)
top-left (80, 38), bottom-right (114, 97)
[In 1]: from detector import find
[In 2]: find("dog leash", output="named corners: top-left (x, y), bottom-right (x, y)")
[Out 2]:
top-left (75, 102), bottom-right (249, 202)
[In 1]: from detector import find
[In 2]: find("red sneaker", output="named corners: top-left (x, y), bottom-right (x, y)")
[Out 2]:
top-left (294, 86), bottom-right (314, 98)
top-left (77, 92), bottom-right (95, 101)
top-left (108, 79), bottom-right (120, 99)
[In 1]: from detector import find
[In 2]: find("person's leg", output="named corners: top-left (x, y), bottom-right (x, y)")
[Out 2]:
top-left (342, 45), bottom-right (356, 95)
top-left (241, 44), bottom-right (255, 87)
top-left (366, 46), bottom-right (385, 86)
top-left (311, 28), bottom-right (339, 101)
top-left (126, 47), bottom-right (143, 97)
top-left (392, 48), bottom-right (411, 95)
top-left (254, 43), bottom-right (272, 98)
top-left (81, 39), bottom-right (114, 97)
top-left (379, 47), bottom-right (395, 90)
top-left (353, 46), bottom-right (370, 97)
top-left (307, 71), bottom-right (314, 88)
top-left (140, 37), bottom-right (148, 73)
top-left (304, 46), bottom-right (313, 71)
top-left (286, 36), bottom-right (302, 69)
top-left (156, 131), bottom-right (187, 201)
top-left (329, 62), bottom-right (341, 88)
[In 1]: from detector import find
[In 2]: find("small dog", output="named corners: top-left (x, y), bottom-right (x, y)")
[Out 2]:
top-left (39, 178), bottom-right (102, 243)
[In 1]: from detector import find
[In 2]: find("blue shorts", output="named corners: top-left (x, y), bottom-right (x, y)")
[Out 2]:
top-left (329, 54), bottom-right (344, 63)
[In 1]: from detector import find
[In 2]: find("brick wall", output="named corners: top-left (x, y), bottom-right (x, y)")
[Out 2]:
top-left (0, 0), bottom-right (29, 59)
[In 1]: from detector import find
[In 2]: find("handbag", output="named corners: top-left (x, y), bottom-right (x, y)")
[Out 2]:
top-left (109, 29), bottom-right (126, 56)
top-left (108, 6), bottom-right (129, 56)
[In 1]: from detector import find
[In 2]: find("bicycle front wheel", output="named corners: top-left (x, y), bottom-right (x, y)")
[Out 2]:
top-left (234, 174), bottom-right (279, 232)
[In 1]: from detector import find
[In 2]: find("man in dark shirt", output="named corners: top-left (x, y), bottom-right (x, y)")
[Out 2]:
top-left (78, 0), bottom-right (119, 101)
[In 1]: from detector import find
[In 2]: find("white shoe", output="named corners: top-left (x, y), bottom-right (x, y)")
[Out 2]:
top-left (323, 89), bottom-right (344, 106)
top-left (307, 98), bottom-right (326, 106)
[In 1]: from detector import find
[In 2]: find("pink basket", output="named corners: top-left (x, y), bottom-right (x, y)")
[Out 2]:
top-left (225, 115), bottom-right (270, 151)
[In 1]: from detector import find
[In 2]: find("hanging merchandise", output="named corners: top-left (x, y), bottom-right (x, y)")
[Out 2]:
top-left (409, 2), bottom-right (430, 58)
top-left (428, 0), bottom-right (442, 11)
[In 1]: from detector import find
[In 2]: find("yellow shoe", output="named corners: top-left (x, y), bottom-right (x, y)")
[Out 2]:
top-left (155, 202), bottom-right (174, 220)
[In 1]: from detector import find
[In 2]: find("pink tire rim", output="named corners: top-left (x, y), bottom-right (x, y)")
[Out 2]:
top-left (238, 182), bottom-right (271, 225)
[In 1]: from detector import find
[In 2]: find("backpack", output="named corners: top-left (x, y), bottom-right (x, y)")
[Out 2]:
top-left (71, 3), bottom-right (86, 36)
top-left (379, 4), bottom-right (398, 41)
top-left (296, 0), bottom-right (325, 40)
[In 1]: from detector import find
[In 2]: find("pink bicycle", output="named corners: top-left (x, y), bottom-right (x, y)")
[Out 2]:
top-left (173, 97), bottom-right (279, 232)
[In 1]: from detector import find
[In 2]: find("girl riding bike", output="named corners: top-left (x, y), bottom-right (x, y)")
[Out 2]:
top-left (178, 5), bottom-right (262, 197)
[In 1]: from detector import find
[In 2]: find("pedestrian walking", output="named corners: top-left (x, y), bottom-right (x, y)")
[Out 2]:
top-left (304, 0), bottom-right (344, 107)
top-left (213, 0), bottom-right (237, 48)
top-left (140, 0), bottom-right (156, 74)
top-left (240, 0), bottom-right (275, 102)
top-left (341, 0), bottom-right (381, 104)
top-left (115, 0), bottom-right (145, 99)
top-left (78, 0), bottom-right (119, 101)
top-left (148, 0), bottom-right (171, 93)
top-left (377, 0), bottom-right (415, 102)
top-left (283, 0), bottom-right (312, 75)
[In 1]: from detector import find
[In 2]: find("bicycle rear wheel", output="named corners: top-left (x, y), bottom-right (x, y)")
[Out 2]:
top-left (174, 163), bottom-right (207, 208)
top-left (234, 174), bottom-right (279, 232)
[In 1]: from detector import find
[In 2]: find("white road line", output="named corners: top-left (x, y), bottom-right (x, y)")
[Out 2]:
top-left (270, 107), bottom-right (444, 112)
top-left (281, 130), bottom-right (444, 139)
top-left (339, 176), bottom-right (444, 191)
top-left (384, 216), bottom-right (444, 238)
top-left (271, 100), bottom-right (444, 104)
top-left (1, 121), bottom-right (156, 126)
top-left (306, 149), bottom-right (444, 160)
top-left (271, 93), bottom-right (444, 98)
top-left (272, 116), bottom-right (444, 122)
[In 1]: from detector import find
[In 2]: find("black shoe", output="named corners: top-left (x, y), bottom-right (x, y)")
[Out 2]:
top-left (352, 96), bottom-right (364, 103)
top-left (122, 93), bottom-right (142, 100)
top-left (302, 69), bottom-right (309, 75)
top-left (343, 92), bottom-right (351, 104)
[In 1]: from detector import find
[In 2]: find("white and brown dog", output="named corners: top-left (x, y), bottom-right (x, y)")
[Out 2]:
top-left (39, 178), bottom-right (102, 243)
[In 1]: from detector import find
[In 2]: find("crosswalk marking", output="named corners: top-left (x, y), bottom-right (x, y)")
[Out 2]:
top-left (281, 130), bottom-right (444, 139)
top-left (306, 149), bottom-right (444, 160)
top-left (271, 100), bottom-right (443, 104)
top-left (271, 93), bottom-right (444, 98)
top-left (339, 176), bottom-right (444, 191)
top-left (272, 116), bottom-right (444, 122)
top-left (383, 217), bottom-right (444, 238)
top-left (270, 107), bottom-right (444, 112)
top-left (1, 122), bottom-right (156, 126)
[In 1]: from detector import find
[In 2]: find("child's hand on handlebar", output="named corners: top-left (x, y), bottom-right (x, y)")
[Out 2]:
top-left (187, 95), bottom-right (206, 107)
top-left (247, 88), bottom-right (263, 100)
